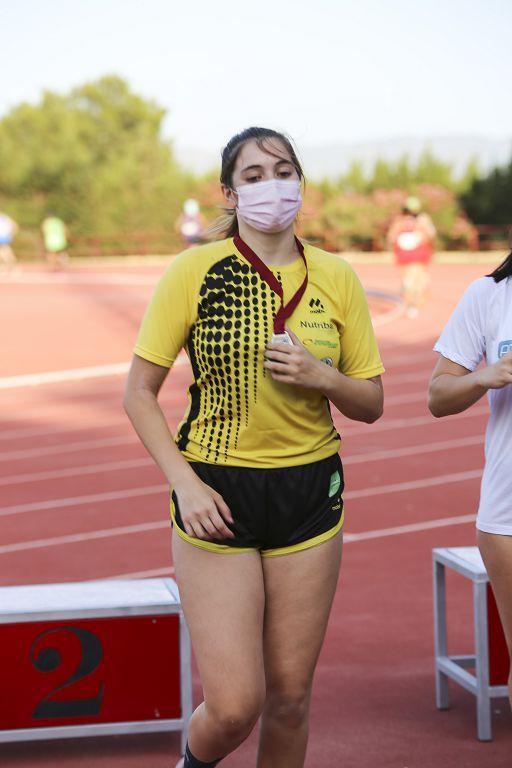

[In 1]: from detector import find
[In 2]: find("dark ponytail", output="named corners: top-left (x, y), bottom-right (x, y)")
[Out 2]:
top-left (487, 229), bottom-right (512, 282)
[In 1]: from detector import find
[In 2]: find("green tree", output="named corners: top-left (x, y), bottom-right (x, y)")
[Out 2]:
top-left (340, 160), bottom-right (367, 193)
top-left (460, 160), bottom-right (512, 226)
top-left (0, 75), bottom-right (188, 238)
top-left (394, 155), bottom-right (412, 188)
top-left (456, 156), bottom-right (479, 193)
top-left (368, 158), bottom-right (394, 189)
top-left (412, 150), bottom-right (453, 188)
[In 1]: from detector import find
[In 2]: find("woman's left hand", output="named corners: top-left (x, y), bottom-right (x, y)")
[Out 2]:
top-left (264, 328), bottom-right (328, 389)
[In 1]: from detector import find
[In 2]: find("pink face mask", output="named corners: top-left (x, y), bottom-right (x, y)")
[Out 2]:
top-left (235, 179), bottom-right (302, 233)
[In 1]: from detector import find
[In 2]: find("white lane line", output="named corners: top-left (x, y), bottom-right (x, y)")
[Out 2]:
top-left (0, 434), bottom-right (137, 462)
top-left (0, 468), bottom-right (482, 521)
top-left (371, 302), bottom-right (405, 328)
top-left (381, 369), bottom-right (439, 386)
top-left (344, 514), bottom-right (475, 542)
top-left (0, 398), bottom-right (486, 451)
top-left (0, 521), bottom-right (169, 555)
top-left (343, 434), bottom-right (483, 466)
top-left (0, 416), bottom-right (128, 442)
top-left (101, 566), bottom-right (175, 580)
top-left (0, 393), bottom-right (179, 442)
top-left (345, 468), bottom-right (482, 500)
top-left (0, 434), bottom-right (484, 487)
top-left (0, 512), bottom-right (476, 558)
top-left (0, 383), bottom-right (424, 448)
top-left (0, 354), bottom-right (187, 391)
top-left (0, 484), bottom-right (167, 518)
top-left (342, 404), bottom-right (488, 438)
top-left (0, 363), bottom-right (130, 389)
top-left (0, 353), bottom-right (424, 394)
top-left (383, 389), bottom-right (484, 407)
top-left (2, 273), bottom-right (160, 286)
top-left (384, 390), bottom-right (429, 406)
top-left (381, 350), bottom-right (438, 368)
top-left (0, 457), bottom-right (154, 486)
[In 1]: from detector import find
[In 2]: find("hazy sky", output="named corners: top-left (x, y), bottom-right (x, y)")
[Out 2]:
top-left (2, 0), bottom-right (511, 156)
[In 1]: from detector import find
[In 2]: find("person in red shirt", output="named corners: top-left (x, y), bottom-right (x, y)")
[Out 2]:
top-left (387, 196), bottom-right (436, 317)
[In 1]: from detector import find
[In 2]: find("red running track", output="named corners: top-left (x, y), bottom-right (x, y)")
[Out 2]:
top-left (0, 259), bottom-right (511, 767)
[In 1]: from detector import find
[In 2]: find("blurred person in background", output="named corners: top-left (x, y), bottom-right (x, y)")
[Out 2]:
top-left (387, 195), bottom-right (436, 318)
top-left (41, 213), bottom-right (69, 268)
top-left (177, 198), bottom-right (205, 247)
top-left (429, 242), bottom-right (512, 711)
top-left (0, 211), bottom-right (19, 271)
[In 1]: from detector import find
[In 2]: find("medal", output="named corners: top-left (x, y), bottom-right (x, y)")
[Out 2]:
top-left (271, 331), bottom-right (293, 346)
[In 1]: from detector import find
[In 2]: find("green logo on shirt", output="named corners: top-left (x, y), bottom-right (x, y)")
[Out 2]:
top-left (329, 471), bottom-right (341, 497)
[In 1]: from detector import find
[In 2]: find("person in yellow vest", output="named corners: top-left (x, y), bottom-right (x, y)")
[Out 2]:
top-left (41, 213), bottom-right (69, 268)
top-left (124, 127), bottom-right (385, 768)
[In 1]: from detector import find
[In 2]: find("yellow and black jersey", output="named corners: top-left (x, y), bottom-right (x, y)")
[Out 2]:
top-left (134, 237), bottom-right (384, 468)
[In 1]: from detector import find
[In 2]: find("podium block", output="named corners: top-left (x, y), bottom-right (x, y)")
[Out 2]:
top-left (0, 578), bottom-right (192, 753)
top-left (433, 547), bottom-right (509, 740)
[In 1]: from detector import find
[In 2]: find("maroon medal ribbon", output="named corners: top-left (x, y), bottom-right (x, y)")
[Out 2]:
top-left (233, 234), bottom-right (308, 334)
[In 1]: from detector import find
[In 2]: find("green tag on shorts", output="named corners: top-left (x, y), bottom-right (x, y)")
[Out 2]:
top-left (329, 470), bottom-right (341, 497)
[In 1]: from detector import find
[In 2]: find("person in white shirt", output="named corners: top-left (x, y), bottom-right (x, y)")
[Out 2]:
top-left (428, 246), bottom-right (512, 709)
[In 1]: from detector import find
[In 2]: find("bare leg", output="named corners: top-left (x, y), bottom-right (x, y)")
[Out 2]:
top-left (172, 534), bottom-right (266, 762)
top-left (257, 532), bottom-right (343, 768)
top-left (45, 250), bottom-right (57, 269)
top-left (413, 263), bottom-right (431, 306)
top-left (477, 531), bottom-right (512, 709)
top-left (57, 249), bottom-right (69, 268)
top-left (401, 263), bottom-right (430, 315)
top-left (400, 265), bottom-right (417, 316)
top-left (0, 244), bottom-right (15, 271)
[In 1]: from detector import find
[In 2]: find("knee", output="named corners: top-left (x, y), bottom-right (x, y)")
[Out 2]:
top-left (208, 696), bottom-right (263, 742)
top-left (264, 690), bottom-right (310, 730)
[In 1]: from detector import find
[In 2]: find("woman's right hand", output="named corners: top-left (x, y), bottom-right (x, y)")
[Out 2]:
top-left (174, 477), bottom-right (235, 541)
top-left (477, 350), bottom-right (512, 391)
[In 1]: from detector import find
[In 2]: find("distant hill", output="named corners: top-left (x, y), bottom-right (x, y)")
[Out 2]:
top-left (175, 135), bottom-right (512, 180)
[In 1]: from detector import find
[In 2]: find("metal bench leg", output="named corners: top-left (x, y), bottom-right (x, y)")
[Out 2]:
top-left (180, 612), bottom-right (193, 756)
top-left (433, 558), bottom-right (450, 709)
top-left (474, 581), bottom-right (492, 741)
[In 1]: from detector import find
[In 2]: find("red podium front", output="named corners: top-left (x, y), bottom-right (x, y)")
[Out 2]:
top-left (0, 579), bottom-right (192, 753)
top-left (487, 583), bottom-right (510, 686)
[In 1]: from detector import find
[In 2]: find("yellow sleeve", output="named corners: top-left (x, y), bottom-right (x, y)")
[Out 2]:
top-left (338, 266), bottom-right (385, 379)
top-left (134, 251), bottom-right (198, 368)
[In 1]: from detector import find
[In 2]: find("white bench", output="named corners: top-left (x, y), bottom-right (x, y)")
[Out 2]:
top-left (433, 547), bottom-right (509, 740)
top-left (0, 578), bottom-right (192, 754)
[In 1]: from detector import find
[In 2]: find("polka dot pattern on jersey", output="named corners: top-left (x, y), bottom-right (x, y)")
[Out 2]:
top-left (177, 254), bottom-right (273, 463)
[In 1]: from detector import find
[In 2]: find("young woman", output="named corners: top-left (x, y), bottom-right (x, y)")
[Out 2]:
top-left (124, 127), bottom-right (385, 768)
top-left (429, 247), bottom-right (512, 709)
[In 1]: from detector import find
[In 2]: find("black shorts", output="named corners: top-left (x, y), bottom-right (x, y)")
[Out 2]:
top-left (170, 453), bottom-right (344, 557)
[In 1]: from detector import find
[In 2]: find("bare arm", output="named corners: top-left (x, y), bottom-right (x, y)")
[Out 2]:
top-left (264, 329), bottom-right (383, 423)
top-left (417, 213), bottom-right (436, 241)
top-left (428, 352), bottom-right (512, 417)
top-left (123, 354), bottom-right (234, 539)
top-left (321, 370), bottom-right (383, 423)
